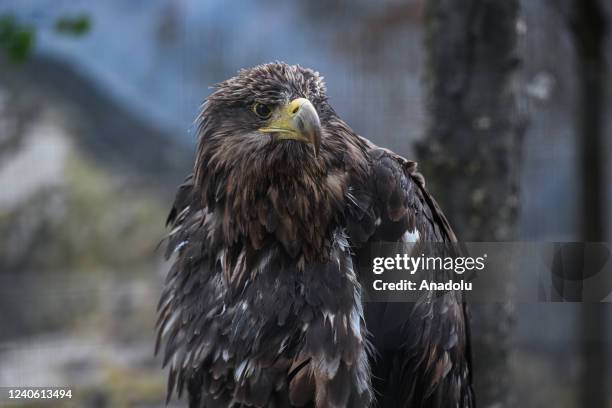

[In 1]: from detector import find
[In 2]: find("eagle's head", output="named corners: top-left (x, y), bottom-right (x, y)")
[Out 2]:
top-left (197, 63), bottom-right (331, 162)
top-left (193, 62), bottom-right (368, 258)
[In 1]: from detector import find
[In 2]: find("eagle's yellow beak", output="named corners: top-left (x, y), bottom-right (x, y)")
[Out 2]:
top-left (259, 98), bottom-right (321, 156)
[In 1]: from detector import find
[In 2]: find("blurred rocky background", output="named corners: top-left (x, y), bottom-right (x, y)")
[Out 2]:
top-left (0, 0), bottom-right (610, 407)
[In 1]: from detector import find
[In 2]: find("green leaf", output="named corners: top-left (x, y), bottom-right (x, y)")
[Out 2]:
top-left (54, 15), bottom-right (91, 36)
top-left (0, 14), bottom-right (35, 62)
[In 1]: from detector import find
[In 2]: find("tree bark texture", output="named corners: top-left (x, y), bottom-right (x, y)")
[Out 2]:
top-left (568, 0), bottom-right (609, 406)
top-left (420, 1), bottom-right (524, 407)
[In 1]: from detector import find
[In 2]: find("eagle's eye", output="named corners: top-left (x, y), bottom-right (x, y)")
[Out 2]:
top-left (252, 102), bottom-right (272, 119)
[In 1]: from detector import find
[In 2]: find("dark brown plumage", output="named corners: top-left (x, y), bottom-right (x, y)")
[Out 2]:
top-left (156, 62), bottom-right (474, 408)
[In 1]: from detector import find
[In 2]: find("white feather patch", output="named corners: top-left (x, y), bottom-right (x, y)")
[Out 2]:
top-left (402, 229), bottom-right (420, 243)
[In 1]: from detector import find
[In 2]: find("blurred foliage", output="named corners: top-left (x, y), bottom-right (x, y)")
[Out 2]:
top-left (61, 153), bottom-right (164, 269)
top-left (0, 14), bottom-right (35, 62)
top-left (0, 13), bottom-right (90, 62)
top-left (0, 151), bottom-right (166, 271)
top-left (54, 15), bottom-right (91, 37)
top-left (99, 364), bottom-right (166, 408)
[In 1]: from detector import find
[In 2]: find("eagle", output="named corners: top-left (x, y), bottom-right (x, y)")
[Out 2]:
top-left (156, 62), bottom-right (474, 408)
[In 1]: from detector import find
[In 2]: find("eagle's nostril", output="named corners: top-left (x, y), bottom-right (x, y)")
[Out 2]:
top-left (291, 105), bottom-right (300, 115)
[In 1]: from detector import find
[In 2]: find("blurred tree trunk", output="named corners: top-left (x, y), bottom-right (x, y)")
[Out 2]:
top-left (567, 0), bottom-right (608, 406)
top-left (419, 1), bottom-right (523, 407)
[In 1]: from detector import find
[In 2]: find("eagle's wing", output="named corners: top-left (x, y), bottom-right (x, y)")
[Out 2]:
top-left (346, 145), bottom-right (475, 408)
top-left (156, 174), bottom-right (216, 406)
